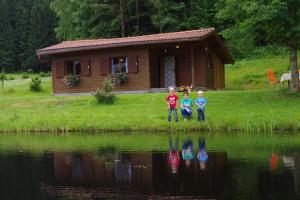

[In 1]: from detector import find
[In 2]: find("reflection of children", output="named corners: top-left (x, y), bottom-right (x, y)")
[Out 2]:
top-left (182, 139), bottom-right (194, 168)
top-left (168, 137), bottom-right (180, 174)
top-left (166, 87), bottom-right (179, 122)
top-left (195, 90), bottom-right (207, 121)
top-left (197, 137), bottom-right (208, 171)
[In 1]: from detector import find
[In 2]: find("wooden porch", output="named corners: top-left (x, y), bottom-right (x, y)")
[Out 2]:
top-left (148, 41), bottom-right (221, 90)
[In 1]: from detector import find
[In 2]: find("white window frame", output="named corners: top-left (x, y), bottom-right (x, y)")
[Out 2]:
top-left (65, 60), bottom-right (81, 75)
top-left (112, 57), bottom-right (128, 74)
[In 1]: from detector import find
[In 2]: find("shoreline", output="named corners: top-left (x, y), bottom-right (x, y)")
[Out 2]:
top-left (0, 123), bottom-right (299, 134)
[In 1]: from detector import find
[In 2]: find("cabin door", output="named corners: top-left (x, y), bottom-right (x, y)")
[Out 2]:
top-left (206, 54), bottom-right (214, 89)
top-left (163, 56), bottom-right (176, 88)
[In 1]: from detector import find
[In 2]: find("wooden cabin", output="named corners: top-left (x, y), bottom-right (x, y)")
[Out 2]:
top-left (37, 28), bottom-right (234, 95)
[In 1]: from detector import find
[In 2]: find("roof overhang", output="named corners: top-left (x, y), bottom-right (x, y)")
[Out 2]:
top-left (37, 37), bottom-right (205, 56)
top-left (37, 29), bottom-right (234, 64)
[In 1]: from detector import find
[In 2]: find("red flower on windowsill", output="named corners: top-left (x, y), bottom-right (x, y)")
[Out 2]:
top-left (64, 74), bottom-right (80, 87)
top-left (109, 73), bottom-right (128, 86)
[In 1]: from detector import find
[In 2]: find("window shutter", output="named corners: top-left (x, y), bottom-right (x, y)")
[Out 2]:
top-left (56, 60), bottom-right (65, 78)
top-left (128, 56), bottom-right (138, 74)
top-left (80, 59), bottom-right (91, 76)
top-left (100, 58), bottom-right (110, 75)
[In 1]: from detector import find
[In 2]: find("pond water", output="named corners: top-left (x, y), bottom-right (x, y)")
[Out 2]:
top-left (1, 133), bottom-right (300, 200)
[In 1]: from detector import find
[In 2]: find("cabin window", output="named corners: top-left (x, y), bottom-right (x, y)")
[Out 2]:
top-left (65, 61), bottom-right (81, 75)
top-left (112, 57), bottom-right (128, 73)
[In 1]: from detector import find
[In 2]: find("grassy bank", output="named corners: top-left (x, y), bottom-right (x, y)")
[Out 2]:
top-left (0, 55), bottom-right (299, 133)
top-left (0, 86), bottom-right (299, 132)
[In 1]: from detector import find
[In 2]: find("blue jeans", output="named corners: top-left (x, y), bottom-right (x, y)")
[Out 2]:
top-left (197, 110), bottom-right (206, 121)
top-left (168, 108), bottom-right (178, 122)
top-left (199, 137), bottom-right (206, 150)
top-left (169, 137), bottom-right (179, 151)
top-left (181, 108), bottom-right (192, 119)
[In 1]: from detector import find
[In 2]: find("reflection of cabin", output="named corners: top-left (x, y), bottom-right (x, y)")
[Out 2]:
top-left (41, 151), bottom-right (228, 199)
top-left (53, 152), bottom-right (152, 186)
top-left (37, 28), bottom-right (234, 95)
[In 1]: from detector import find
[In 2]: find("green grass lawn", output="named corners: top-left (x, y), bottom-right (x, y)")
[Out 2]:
top-left (0, 55), bottom-right (299, 133)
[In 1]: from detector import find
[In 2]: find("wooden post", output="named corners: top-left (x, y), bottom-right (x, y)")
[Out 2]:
top-left (159, 57), bottom-right (164, 88)
top-left (191, 46), bottom-right (195, 86)
top-left (290, 46), bottom-right (299, 92)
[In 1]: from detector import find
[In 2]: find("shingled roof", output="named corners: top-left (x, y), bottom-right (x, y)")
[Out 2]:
top-left (37, 28), bottom-right (233, 63)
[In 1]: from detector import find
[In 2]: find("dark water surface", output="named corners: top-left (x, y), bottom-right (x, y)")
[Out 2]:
top-left (1, 134), bottom-right (300, 200)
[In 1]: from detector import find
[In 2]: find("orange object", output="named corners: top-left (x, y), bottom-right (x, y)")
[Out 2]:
top-left (270, 153), bottom-right (279, 171)
top-left (267, 70), bottom-right (279, 84)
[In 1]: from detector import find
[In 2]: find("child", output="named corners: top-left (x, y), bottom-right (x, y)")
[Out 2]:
top-left (180, 93), bottom-right (193, 121)
top-left (197, 137), bottom-right (208, 171)
top-left (195, 90), bottom-right (207, 121)
top-left (182, 139), bottom-right (194, 168)
top-left (166, 87), bottom-right (179, 122)
top-left (168, 137), bottom-right (180, 174)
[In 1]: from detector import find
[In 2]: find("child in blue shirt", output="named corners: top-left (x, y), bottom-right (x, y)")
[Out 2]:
top-left (197, 137), bottom-right (208, 171)
top-left (195, 90), bottom-right (207, 121)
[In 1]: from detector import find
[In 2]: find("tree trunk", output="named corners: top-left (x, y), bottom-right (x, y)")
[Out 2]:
top-left (290, 47), bottom-right (299, 93)
top-left (120, 0), bottom-right (125, 37)
top-left (135, 0), bottom-right (139, 34)
top-left (1, 67), bottom-right (5, 89)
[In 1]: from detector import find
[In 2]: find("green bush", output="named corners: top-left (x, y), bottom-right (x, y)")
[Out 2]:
top-left (7, 76), bottom-right (15, 80)
top-left (29, 77), bottom-right (42, 92)
top-left (0, 73), bottom-right (6, 81)
top-left (94, 76), bottom-right (115, 104)
top-left (94, 89), bottom-right (116, 104)
top-left (22, 73), bottom-right (29, 79)
top-left (103, 76), bottom-right (114, 93)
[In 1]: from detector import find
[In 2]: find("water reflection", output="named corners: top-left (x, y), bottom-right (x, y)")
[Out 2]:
top-left (1, 138), bottom-right (300, 199)
top-left (42, 143), bottom-right (227, 199)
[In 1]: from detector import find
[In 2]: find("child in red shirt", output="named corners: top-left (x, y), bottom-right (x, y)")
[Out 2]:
top-left (168, 137), bottom-right (180, 174)
top-left (166, 87), bottom-right (179, 122)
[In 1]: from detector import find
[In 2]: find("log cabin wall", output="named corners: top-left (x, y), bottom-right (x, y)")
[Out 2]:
top-left (175, 47), bottom-right (192, 86)
top-left (52, 47), bottom-right (150, 94)
top-left (149, 49), bottom-right (161, 88)
top-left (51, 41), bottom-right (226, 94)
top-left (212, 51), bottom-right (225, 89)
top-left (193, 44), bottom-right (207, 87)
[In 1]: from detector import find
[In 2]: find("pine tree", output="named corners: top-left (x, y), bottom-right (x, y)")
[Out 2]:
top-left (0, 0), bottom-right (16, 71)
top-left (149, 0), bottom-right (185, 33)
